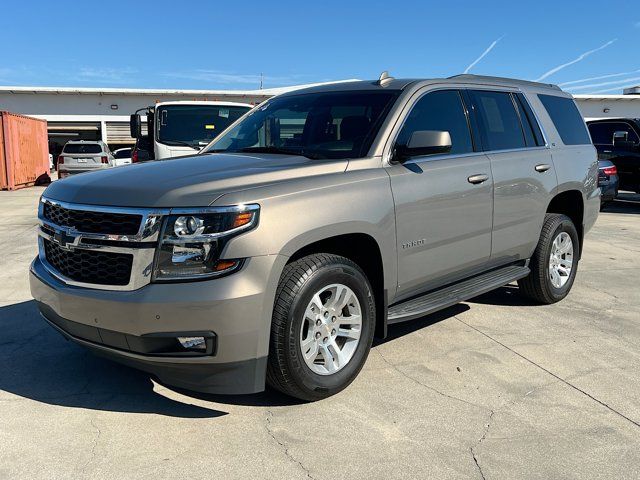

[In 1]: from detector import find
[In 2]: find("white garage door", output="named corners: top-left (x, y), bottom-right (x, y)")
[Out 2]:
top-left (106, 122), bottom-right (135, 144)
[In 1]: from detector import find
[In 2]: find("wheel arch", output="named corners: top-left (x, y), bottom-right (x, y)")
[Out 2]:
top-left (546, 189), bottom-right (585, 257)
top-left (285, 231), bottom-right (389, 339)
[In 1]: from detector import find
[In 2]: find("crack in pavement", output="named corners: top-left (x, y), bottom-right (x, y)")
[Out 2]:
top-left (376, 348), bottom-right (488, 410)
top-left (470, 409), bottom-right (494, 480)
top-left (264, 410), bottom-right (317, 480)
top-left (80, 419), bottom-right (101, 478)
top-left (455, 316), bottom-right (640, 430)
top-left (0, 327), bottom-right (50, 357)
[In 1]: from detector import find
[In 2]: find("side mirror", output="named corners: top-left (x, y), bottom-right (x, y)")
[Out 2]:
top-left (130, 114), bottom-right (141, 139)
top-left (393, 130), bottom-right (452, 162)
top-left (612, 130), bottom-right (635, 150)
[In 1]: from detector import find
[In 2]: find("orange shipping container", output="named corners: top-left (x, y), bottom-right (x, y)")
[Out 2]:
top-left (0, 111), bottom-right (50, 190)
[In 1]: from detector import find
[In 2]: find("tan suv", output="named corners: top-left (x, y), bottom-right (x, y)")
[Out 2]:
top-left (31, 74), bottom-right (600, 400)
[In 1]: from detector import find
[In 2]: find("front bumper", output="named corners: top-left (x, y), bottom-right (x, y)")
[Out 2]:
top-left (30, 254), bottom-right (287, 394)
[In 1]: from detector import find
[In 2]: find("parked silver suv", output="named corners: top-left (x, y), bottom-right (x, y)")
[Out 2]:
top-left (58, 140), bottom-right (114, 178)
top-left (30, 74), bottom-right (600, 401)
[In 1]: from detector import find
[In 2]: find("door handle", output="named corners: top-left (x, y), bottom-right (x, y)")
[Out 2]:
top-left (467, 174), bottom-right (489, 184)
top-left (535, 164), bottom-right (551, 172)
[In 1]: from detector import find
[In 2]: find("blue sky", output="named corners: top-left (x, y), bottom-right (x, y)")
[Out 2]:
top-left (1, 0), bottom-right (639, 93)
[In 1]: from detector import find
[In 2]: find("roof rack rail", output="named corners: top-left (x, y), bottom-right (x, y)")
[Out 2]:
top-left (447, 74), bottom-right (561, 90)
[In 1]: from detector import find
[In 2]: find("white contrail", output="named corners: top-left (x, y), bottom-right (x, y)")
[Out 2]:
top-left (559, 69), bottom-right (640, 86)
top-left (566, 75), bottom-right (640, 91)
top-left (463, 36), bottom-right (504, 74)
top-left (535, 39), bottom-right (617, 81)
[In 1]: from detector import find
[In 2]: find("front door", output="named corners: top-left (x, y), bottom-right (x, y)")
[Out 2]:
top-left (388, 89), bottom-right (494, 300)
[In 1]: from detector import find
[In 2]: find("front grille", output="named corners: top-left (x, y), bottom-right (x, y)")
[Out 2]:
top-left (43, 202), bottom-right (142, 236)
top-left (43, 239), bottom-right (133, 286)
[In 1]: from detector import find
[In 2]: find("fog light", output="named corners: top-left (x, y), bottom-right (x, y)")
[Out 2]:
top-left (177, 336), bottom-right (206, 350)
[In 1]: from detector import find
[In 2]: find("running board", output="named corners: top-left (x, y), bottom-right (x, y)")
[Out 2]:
top-left (387, 265), bottom-right (530, 324)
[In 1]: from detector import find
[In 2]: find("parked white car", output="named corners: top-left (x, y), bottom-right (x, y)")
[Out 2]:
top-left (57, 140), bottom-right (115, 179)
top-left (112, 148), bottom-right (133, 167)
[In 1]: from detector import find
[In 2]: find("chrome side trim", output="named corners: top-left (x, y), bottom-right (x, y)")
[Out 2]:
top-left (381, 84), bottom-right (552, 166)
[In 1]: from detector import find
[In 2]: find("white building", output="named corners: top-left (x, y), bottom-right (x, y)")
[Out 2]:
top-left (573, 91), bottom-right (640, 121)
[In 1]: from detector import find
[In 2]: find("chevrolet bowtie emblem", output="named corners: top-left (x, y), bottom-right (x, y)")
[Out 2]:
top-left (53, 229), bottom-right (78, 249)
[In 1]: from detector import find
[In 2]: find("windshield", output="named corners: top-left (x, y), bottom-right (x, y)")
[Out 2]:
top-left (63, 143), bottom-right (103, 154)
top-left (203, 91), bottom-right (400, 160)
top-left (156, 105), bottom-right (251, 147)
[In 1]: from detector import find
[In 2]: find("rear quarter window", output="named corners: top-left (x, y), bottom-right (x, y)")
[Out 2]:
top-left (538, 94), bottom-right (591, 146)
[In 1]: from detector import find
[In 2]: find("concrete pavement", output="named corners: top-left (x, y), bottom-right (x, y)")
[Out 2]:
top-left (0, 186), bottom-right (639, 479)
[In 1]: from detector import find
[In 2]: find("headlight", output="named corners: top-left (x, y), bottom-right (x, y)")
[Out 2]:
top-left (152, 204), bottom-right (259, 282)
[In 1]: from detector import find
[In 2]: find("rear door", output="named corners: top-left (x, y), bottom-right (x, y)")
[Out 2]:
top-left (467, 89), bottom-right (556, 263)
top-left (61, 143), bottom-right (105, 169)
top-left (387, 89), bottom-right (493, 299)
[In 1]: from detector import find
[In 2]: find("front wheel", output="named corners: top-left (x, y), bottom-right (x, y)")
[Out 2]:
top-left (518, 213), bottom-right (580, 304)
top-left (266, 254), bottom-right (375, 401)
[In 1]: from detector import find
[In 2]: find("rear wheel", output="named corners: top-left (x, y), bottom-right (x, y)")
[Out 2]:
top-left (267, 254), bottom-right (375, 401)
top-left (519, 213), bottom-right (579, 304)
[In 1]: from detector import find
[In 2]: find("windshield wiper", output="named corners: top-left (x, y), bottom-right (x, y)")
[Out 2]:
top-left (236, 146), bottom-right (324, 160)
top-left (162, 140), bottom-right (200, 150)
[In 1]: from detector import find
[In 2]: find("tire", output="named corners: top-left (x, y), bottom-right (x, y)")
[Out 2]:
top-left (266, 253), bottom-right (376, 401)
top-left (518, 213), bottom-right (580, 304)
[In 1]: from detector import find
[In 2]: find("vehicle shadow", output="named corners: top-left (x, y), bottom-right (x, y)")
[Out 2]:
top-left (0, 300), bottom-right (226, 418)
top-left (467, 284), bottom-right (541, 307)
top-left (1, 286), bottom-right (537, 410)
top-left (602, 192), bottom-right (640, 215)
top-left (374, 303), bottom-right (470, 347)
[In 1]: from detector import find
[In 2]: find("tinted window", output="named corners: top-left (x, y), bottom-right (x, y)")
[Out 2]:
top-left (396, 90), bottom-right (473, 156)
top-left (470, 91), bottom-right (525, 151)
top-left (588, 122), bottom-right (639, 145)
top-left (538, 94), bottom-right (591, 145)
top-left (515, 93), bottom-right (545, 146)
top-left (63, 143), bottom-right (103, 154)
top-left (206, 91), bottom-right (400, 160)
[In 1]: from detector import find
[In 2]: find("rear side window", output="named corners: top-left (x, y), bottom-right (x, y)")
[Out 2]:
top-left (469, 90), bottom-right (525, 151)
top-left (63, 143), bottom-right (103, 154)
top-left (397, 90), bottom-right (474, 156)
top-left (515, 93), bottom-right (545, 147)
top-left (538, 94), bottom-right (591, 145)
top-left (588, 122), bottom-right (639, 145)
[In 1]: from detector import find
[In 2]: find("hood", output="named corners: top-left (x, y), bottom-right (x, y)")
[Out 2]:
top-left (44, 153), bottom-right (348, 207)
